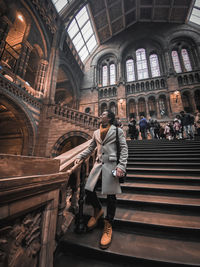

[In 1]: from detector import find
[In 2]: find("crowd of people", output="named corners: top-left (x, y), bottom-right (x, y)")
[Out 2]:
top-left (128, 111), bottom-right (200, 140)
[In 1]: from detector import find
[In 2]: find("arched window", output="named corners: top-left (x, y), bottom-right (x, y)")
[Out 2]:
top-left (172, 50), bottom-right (182, 73)
top-left (150, 54), bottom-right (160, 78)
top-left (136, 48), bottom-right (149, 80)
top-left (181, 49), bottom-right (192, 72)
top-left (110, 64), bottom-right (116, 85)
top-left (126, 59), bottom-right (135, 82)
top-left (102, 65), bottom-right (108, 87)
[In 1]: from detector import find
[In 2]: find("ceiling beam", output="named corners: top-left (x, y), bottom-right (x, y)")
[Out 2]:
top-left (121, 0), bottom-right (126, 28)
top-left (104, 0), bottom-right (112, 36)
top-left (168, 0), bottom-right (175, 22)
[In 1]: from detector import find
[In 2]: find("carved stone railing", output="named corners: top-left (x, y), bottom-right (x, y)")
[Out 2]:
top-left (0, 74), bottom-right (42, 110)
top-left (126, 76), bottom-right (167, 95)
top-left (48, 104), bottom-right (99, 130)
top-left (55, 140), bottom-right (96, 233)
top-left (177, 70), bottom-right (200, 87)
top-left (98, 85), bottom-right (117, 99)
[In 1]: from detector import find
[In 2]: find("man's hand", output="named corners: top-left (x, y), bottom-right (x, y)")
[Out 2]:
top-left (74, 158), bottom-right (81, 165)
top-left (116, 167), bottom-right (125, 177)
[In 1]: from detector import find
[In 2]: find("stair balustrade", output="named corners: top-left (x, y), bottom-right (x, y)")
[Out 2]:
top-left (49, 104), bottom-right (99, 130)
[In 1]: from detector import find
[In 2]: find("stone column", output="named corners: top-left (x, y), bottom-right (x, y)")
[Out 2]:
top-left (0, 18), bottom-right (9, 58)
top-left (190, 91), bottom-right (197, 112)
top-left (16, 42), bottom-right (32, 78)
top-left (35, 59), bottom-right (49, 93)
top-left (145, 99), bottom-right (150, 119)
top-left (156, 98), bottom-right (161, 119)
top-left (164, 49), bottom-right (174, 76)
top-left (135, 101), bottom-right (139, 121)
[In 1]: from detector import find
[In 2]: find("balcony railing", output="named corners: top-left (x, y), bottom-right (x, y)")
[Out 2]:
top-left (126, 76), bottom-right (167, 95)
top-left (177, 70), bottom-right (200, 87)
top-left (48, 104), bottom-right (99, 130)
top-left (98, 85), bottom-right (117, 99)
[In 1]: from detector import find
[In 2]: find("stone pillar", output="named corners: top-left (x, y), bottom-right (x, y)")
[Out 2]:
top-left (43, 30), bottom-right (60, 103)
top-left (156, 98), bottom-right (161, 119)
top-left (16, 42), bottom-right (32, 78)
top-left (35, 59), bottom-right (49, 93)
top-left (0, 18), bottom-right (9, 58)
top-left (117, 83), bottom-right (126, 119)
top-left (190, 91), bottom-right (197, 113)
top-left (164, 49), bottom-right (174, 76)
top-left (145, 99), bottom-right (150, 119)
top-left (135, 101), bottom-right (139, 121)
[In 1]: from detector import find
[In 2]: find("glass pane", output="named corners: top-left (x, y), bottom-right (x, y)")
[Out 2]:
top-left (86, 35), bottom-right (97, 52)
top-left (150, 54), bottom-right (161, 77)
top-left (68, 20), bottom-right (79, 39)
top-left (102, 65), bottom-right (108, 87)
top-left (136, 48), bottom-right (149, 80)
top-left (76, 7), bottom-right (89, 28)
top-left (73, 33), bottom-right (84, 51)
top-left (79, 46), bottom-right (89, 61)
top-left (52, 0), bottom-right (69, 12)
top-left (81, 21), bottom-right (93, 42)
top-left (172, 50), bottom-right (182, 73)
top-left (192, 8), bottom-right (200, 17)
top-left (181, 49), bottom-right (192, 72)
top-left (126, 59), bottom-right (135, 82)
top-left (190, 14), bottom-right (200, 25)
top-left (195, 0), bottom-right (200, 7)
top-left (110, 64), bottom-right (116, 85)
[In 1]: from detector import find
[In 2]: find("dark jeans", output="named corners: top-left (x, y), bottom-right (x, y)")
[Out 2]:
top-left (85, 189), bottom-right (117, 224)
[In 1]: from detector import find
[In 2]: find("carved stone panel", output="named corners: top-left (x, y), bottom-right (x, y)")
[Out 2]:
top-left (0, 209), bottom-right (42, 267)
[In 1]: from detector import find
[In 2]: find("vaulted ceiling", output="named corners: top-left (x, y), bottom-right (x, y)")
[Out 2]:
top-left (87, 0), bottom-right (193, 43)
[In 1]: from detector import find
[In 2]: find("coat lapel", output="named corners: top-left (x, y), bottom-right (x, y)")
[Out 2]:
top-left (102, 125), bottom-right (116, 144)
top-left (95, 129), bottom-right (102, 144)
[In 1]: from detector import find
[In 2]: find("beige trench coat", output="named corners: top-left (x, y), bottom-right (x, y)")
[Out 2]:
top-left (77, 125), bottom-right (128, 194)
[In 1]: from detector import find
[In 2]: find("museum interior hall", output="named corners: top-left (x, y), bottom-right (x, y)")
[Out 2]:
top-left (0, 0), bottom-right (200, 266)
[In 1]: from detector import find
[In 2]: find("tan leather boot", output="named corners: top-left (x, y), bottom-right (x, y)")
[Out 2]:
top-left (87, 208), bottom-right (104, 230)
top-left (99, 220), bottom-right (112, 249)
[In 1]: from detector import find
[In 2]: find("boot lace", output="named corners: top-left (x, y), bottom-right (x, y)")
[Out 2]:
top-left (103, 221), bottom-right (112, 236)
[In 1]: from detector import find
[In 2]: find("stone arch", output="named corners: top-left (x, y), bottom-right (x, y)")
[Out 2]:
top-left (51, 131), bottom-right (91, 157)
top-left (181, 90), bottom-right (193, 113)
top-left (0, 93), bottom-right (36, 156)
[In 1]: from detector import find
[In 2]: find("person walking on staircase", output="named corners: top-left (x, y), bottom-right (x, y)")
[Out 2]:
top-left (74, 110), bottom-right (128, 249)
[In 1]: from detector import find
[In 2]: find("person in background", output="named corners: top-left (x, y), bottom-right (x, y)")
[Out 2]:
top-left (139, 115), bottom-right (148, 140)
top-left (180, 111), bottom-right (194, 140)
top-left (128, 117), bottom-right (138, 140)
top-left (74, 110), bottom-right (128, 249)
top-left (194, 112), bottom-right (200, 137)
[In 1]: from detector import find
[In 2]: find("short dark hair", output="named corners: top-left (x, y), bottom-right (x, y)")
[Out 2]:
top-left (105, 110), bottom-right (115, 125)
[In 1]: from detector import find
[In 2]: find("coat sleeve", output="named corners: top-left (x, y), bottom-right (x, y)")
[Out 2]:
top-left (76, 132), bottom-right (97, 160)
top-left (117, 128), bottom-right (128, 173)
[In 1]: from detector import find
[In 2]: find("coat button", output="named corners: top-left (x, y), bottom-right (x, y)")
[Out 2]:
top-left (102, 162), bottom-right (104, 164)
top-left (102, 152), bottom-right (104, 155)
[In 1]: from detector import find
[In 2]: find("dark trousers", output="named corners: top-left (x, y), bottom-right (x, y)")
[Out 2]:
top-left (85, 189), bottom-right (116, 224)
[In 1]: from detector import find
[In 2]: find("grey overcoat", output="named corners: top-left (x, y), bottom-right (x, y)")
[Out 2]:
top-left (77, 125), bottom-right (128, 194)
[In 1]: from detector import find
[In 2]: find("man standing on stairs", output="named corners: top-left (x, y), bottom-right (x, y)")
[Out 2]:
top-left (74, 110), bottom-right (128, 249)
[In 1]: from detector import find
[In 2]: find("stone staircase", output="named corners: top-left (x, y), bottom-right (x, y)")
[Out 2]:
top-left (54, 140), bottom-right (200, 267)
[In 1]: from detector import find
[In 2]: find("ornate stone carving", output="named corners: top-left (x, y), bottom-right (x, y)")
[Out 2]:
top-left (31, 0), bottom-right (58, 34)
top-left (0, 210), bottom-right (41, 267)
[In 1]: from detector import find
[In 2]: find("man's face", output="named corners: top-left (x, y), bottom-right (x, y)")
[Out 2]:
top-left (100, 111), bottom-right (110, 124)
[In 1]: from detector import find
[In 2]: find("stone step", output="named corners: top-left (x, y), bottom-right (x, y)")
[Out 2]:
top-left (127, 162), bottom-right (200, 168)
top-left (59, 226), bottom-right (200, 266)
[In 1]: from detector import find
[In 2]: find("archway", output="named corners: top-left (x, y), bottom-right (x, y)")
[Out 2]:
top-left (1, 13), bottom-right (26, 71)
top-left (51, 131), bottom-right (91, 157)
top-left (148, 96), bottom-right (157, 117)
top-left (0, 95), bottom-right (34, 155)
top-left (128, 99), bottom-right (136, 118)
top-left (194, 90), bottom-right (200, 111)
top-left (55, 66), bottom-right (77, 108)
top-left (24, 47), bottom-right (40, 87)
top-left (182, 91), bottom-right (193, 113)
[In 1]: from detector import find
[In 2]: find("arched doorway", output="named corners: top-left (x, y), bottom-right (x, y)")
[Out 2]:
top-left (148, 96), bottom-right (157, 117)
top-left (194, 90), bottom-right (200, 111)
top-left (138, 98), bottom-right (146, 117)
top-left (100, 103), bottom-right (107, 114)
top-left (109, 102), bottom-right (117, 114)
top-left (1, 13), bottom-right (26, 71)
top-left (0, 95), bottom-right (34, 155)
top-left (24, 47), bottom-right (40, 88)
top-left (158, 95), bottom-right (168, 117)
top-left (55, 66), bottom-right (77, 108)
top-left (128, 99), bottom-right (136, 118)
top-left (182, 91), bottom-right (193, 113)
